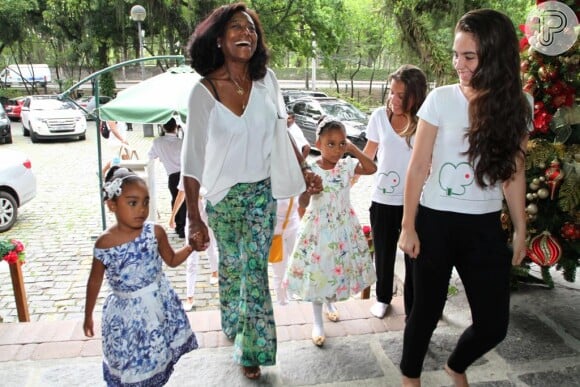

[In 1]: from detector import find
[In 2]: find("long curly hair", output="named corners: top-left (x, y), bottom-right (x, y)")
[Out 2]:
top-left (187, 3), bottom-right (269, 80)
top-left (387, 64), bottom-right (427, 148)
top-left (457, 9), bottom-right (531, 187)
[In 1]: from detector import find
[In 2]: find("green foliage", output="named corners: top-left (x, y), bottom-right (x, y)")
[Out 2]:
top-left (0, 0), bottom-right (39, 56)
top-left (0, 0), bottom-right (543, 93)
top-left (99, 72), bottom-right (116, 99)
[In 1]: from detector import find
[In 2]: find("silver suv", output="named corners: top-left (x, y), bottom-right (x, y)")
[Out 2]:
top-left (21, 95), bottom-right (87, 143)
top-left (288, 97), bottom-right (368, 150)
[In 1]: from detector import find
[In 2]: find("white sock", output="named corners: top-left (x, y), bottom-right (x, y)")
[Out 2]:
top-left (312, 302), bottom-right (324, 337)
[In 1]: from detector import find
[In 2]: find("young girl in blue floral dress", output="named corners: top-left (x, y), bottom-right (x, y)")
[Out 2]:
top-left (286, 118), bottom-right (377, 347)
top-left (84, 166), bottom-right (198, 386)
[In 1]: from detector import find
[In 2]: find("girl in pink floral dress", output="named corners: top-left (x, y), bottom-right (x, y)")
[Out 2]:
top-left (286, 118), bottom-right (377, 347)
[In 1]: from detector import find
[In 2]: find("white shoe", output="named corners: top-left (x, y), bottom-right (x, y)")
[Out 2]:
top-left (370, 302), bottom-right (389, 318)
top-left (182, 300), bottom-right (194, 312)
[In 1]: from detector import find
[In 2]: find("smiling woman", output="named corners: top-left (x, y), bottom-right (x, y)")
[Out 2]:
top-left (183, 2), bottom-right (323, 380)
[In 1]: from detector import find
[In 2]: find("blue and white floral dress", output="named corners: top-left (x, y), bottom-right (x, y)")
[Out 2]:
top-left (95, 222), bottom-right (198, 386)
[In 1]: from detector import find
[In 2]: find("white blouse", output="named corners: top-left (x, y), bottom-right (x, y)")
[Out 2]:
top-left (181, 69), bottom-right (279, 205)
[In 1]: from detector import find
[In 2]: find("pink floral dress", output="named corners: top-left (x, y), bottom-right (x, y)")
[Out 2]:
top-left (286, 157), bottom-right (376, 303)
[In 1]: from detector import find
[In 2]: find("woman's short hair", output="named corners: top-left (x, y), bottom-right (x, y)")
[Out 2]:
top-left (187, 2), bottom-right (269, 80)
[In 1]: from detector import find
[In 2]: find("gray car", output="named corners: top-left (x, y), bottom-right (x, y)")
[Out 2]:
top-left (288, 97), bottom-right (368, 150)
top-left (0, 104), bottom-right (11, 144)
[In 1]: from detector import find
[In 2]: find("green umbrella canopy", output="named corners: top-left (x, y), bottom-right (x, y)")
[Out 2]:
top-left (99, 65), bottom-right (201, 124)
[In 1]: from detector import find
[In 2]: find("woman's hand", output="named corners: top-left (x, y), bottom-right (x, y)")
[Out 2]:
top-left (188, 218), bottom-right (210, 251)
top-left (303, 170), bottom-right (323, 194)
top-left (398, 227), bottom-right (420, 259)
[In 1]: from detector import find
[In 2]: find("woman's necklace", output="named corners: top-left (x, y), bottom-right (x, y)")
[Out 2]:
top-left (231, 78), bottom-right (245, 95)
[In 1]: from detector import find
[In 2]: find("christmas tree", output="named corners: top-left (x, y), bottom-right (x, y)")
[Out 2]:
top-left (512, 0), bottom-right (579, 287)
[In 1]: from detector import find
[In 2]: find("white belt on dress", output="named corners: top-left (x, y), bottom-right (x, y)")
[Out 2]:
top-left (112, 273), bottom-right (163, 299)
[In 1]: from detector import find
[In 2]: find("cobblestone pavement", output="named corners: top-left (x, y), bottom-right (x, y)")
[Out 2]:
top-left (0, 122), bottom-right (376, 323)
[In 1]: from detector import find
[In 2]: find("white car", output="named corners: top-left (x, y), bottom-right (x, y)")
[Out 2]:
top-left (0, 149), bottom-right (37, 232)
top-left (21, 95), bottom-right (87, 142)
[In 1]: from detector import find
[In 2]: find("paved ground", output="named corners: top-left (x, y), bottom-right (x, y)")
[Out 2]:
top-left (0, 122), bottom-right (579, 386)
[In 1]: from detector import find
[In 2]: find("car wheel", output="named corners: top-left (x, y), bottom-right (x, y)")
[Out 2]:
top-left (30, 129), bottom-right (39, 143)
top-left (23, 124), bottom-right (30, 137)
top-left (0, 191), bottom-right (18, 232)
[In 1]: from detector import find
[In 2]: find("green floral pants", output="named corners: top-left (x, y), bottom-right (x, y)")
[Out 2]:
top-left (206, 179), bottom-right (277, 366)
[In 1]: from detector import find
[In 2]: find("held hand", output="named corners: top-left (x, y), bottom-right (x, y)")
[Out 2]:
top-left (83, 316), bottom-right (94, 337)
top-left (511, 231), bottom-right (527, 266)
top-left (398, 228), bottom-right (420, 259)
top-left (169, 219), bottom-right (176, 229)
top-left (188, 219), bottom-right (210, 251)
top-left (304, 170), bottom-right (323, 194)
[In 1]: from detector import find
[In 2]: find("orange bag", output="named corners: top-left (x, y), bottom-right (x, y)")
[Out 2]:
top-left (268, 198), bottom-right (294, 263)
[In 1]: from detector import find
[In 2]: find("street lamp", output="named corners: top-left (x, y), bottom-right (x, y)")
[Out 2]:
top-left (130, 5), bottom-right (147, 79)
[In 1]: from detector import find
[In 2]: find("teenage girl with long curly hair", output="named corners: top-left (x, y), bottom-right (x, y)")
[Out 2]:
top-left (397, 9), bottom-right (531, 387)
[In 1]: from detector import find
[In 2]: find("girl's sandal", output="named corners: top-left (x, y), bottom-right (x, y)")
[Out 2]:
top-left (312, 335), bottom-right (325, 347)
top-left (325, 311), bottom-right (340, 322)
top-left (325, 303), bottom-right (340, 322)
top-left (242, 366), bottom-right (261, 380)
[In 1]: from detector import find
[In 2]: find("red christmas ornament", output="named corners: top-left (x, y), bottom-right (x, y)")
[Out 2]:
top-left (546, 80), bottom-right (565, 96)
top-left (523, 79), bottom-right (536, 94)
top-left (560, 222), bottom-right (580, 241)
top-left (527, 231), bottom-right (562, 267)
top-left (545, 159), bottom-right (564, 199)
top-left (521, 59), bottom-right (530, 73)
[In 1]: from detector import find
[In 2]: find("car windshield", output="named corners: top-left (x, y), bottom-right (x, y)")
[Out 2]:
top-left (32, 100), bottom-right (76, 111)
top-left (320, 102), bottom-right (366, 121)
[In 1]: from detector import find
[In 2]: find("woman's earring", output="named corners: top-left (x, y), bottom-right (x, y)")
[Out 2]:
top-left (217, 42), bottom-right (221, 48)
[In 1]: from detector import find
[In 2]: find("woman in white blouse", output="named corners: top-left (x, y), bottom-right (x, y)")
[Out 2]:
top-left (182, 3), bottom-right (321, 380)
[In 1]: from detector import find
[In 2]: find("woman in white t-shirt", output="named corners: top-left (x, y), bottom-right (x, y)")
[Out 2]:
top-left (397, 9), bottom-right (531, 387)
top-left (363, 65), bottom-right (427, 320)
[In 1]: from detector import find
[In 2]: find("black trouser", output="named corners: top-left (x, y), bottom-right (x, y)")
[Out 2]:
top-left (370, 202), bottom-right (413, 313)
top-left (400, 206), bottom-right (511, 378)
top-left (168, 172), bottom-right (186, 234)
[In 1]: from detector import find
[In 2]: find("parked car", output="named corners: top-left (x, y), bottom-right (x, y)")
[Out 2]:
top-left (75, 95), bottom-right (112, 120)
top-left (21, 95), bottom-right (87, 142)
top-left (282, 89), bottom-right (328, 105)
top-left (0, 149), bottom-right (37, 232)
top-left (288, 97), bottom-right (368, 150)
top-left (4, 96), bottom-right (25, 121)
top-left (0, 104), bottom-right (11, 144)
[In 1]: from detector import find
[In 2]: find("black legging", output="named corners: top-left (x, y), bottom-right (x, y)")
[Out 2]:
top-left (370, 202), bottom-right (413, 314)
top-left (168, 172), bottom-right (186, 233)
top-left (400, 206), bottom-right (511, 378)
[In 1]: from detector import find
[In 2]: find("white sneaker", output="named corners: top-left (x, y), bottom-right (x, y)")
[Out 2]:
top-left (182, 300), bottom-right (194, 312)
top-left (209, 275), bottom-right (219, 285)
top-left (370, 302), bottom-right (389, 318)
